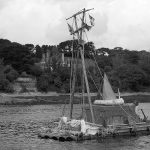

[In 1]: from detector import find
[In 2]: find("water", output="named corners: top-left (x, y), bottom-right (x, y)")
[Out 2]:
top-left (0, 103), bottom-right (150, 150)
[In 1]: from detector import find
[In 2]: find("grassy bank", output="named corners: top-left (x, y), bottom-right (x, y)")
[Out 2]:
top-left (1, 94), bottom-right (150, 105)
top-left (122, 95), bottom-right (150, 103)
top-left (1, 95), bottom-right (95, 105)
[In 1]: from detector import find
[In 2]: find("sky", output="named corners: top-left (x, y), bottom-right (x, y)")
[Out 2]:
top-left (0, 0), bottom-right (150, 50)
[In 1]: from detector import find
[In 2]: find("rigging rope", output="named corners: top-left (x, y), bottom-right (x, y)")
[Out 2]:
top-left (84, 30), bottom-right (103, 79)
top-left (66, 14), bottom-right (138, 124)
top-left (84, 30), bottom-right (138, 123)
top-left (86, 69), bottom-right (103, 98)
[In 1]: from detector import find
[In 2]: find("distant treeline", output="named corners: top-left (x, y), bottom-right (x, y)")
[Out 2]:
top-left (0, 38), bottom-right (150, 93)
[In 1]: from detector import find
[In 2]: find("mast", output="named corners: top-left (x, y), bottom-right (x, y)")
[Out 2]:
top-left (69, 45), bottom-right (79, 119)
top-left (67, 8), bottom-right (95, 123)
top-left (69, 16), bottom-right (79, 119)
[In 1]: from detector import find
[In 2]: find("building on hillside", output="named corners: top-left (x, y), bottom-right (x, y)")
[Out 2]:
top-left (35, 46), bottom-right (61, 70)
top-left (61, 52), bottom-right (96, 69)
top-left (35, 46), bottom-right (96, 71)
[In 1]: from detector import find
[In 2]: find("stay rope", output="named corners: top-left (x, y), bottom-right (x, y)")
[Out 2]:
top-left (84, 30), bottom-right (138, 124)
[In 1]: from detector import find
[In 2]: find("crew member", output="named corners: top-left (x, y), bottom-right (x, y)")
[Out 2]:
top-left (134, 101), bottom-right (143, 120)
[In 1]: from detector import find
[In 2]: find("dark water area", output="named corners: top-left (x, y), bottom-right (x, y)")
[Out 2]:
top-left (0, 103), bottom-right (150, 150)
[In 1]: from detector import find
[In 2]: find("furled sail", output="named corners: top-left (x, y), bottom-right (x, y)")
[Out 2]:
top-left (102, 73), bottom-right (116, 100)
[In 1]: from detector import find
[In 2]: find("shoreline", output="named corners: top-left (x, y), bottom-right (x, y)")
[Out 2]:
top-left (1, 92), bottom-right (150, 105)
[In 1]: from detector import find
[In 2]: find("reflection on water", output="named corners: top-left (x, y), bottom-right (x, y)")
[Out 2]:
top-left (0, 103), bottom-right (150, 150)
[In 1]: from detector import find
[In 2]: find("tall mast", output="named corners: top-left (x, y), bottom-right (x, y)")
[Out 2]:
top-left (67, 8), bottom-right (95, 123)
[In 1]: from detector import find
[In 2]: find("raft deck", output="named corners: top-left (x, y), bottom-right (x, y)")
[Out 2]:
top-left (38, 122), bottom-right (150, 142)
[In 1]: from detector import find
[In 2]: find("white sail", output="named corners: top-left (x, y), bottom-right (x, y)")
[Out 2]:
top-left (94, 73), bottom-right (124, 105)
top-left (102, 73), bottom-right (116, 100)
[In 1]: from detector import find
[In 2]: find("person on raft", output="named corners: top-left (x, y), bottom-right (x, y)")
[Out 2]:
top-left (134, 101), bottom-right (147, 122)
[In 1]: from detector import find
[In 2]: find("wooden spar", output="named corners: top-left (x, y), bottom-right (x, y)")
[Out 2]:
top-left (66, 8), bottom-right (94, 20)
top-left (69, 51), bottom-right (79, 119)
top-left (74, 16), bottom-right (80, 38)
top-left (81, 58), bottom-right (85, 118)
top-left (69, 17), bottom-right (80, 119)
top-left (79, 8), bottom-right (95, 123)
top-left (80, 41), bottom-right (85, 118)
top-left (68, 8), bottom-right (95, 122)
top-left (79, 46), bottom-right (95, 123)
top-left (69, 55), bottom-right (76, 119)
top-left (141, 109), bottom-right (148, 122)
top-left (71, 24), bottom-right (89, 35)
top-left (69, 40), bottom-right (74, 118)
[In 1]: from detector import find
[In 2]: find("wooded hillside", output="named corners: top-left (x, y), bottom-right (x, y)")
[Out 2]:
top-left (0, 39), bottom-right (150, 93)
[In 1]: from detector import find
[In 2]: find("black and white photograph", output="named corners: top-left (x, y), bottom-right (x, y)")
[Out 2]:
top-left (0, 0), bottom-right (150, 150)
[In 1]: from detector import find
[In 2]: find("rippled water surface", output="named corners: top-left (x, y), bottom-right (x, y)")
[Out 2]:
top-left (0, 103), bottom-right (150, 150)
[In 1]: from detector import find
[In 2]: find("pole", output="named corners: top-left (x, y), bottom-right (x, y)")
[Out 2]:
top-left (69, 50), bottom-right (78, 119)
top-left (79, 8), bottom-right (95, 123)
top-left (79, 46), bottom-right (95, 123)
top-left (68, 8), bottom-right (95, 123)
top-left (66, 8), bottom-right (94, 20)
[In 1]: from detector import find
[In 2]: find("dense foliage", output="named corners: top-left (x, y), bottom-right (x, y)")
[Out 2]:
top-left (0, 59), bottom-right (19, 93)
top-left (0, 38), bottom-right (150, 93)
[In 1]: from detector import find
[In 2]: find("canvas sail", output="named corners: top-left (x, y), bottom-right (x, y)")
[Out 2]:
top-left (102, 73), bottom-right (116, 100)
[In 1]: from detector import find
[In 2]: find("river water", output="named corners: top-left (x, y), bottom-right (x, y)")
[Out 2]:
top-left (0, 103), bottom-right (150, 150)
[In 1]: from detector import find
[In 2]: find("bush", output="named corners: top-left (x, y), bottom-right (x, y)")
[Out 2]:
top-left (4, 83), bottom-right (14, 93)
top-left (37, 74), bottom-right (49, 92)
top-left (2, 65), bottom-right (19, 82)
top-left (115, 64), bottom-right (146, 91)
top-left (61, 81), bottom-right (70, 93)
top-left (19, 84), bottom-right (29, 93)
top-left (6, 69), bottom-right (19, 82)
top-left (54, 76), bottom-right (62, 88)
top-left (0, 77), bottom-right (14, 93)
top-left (0, 76), bottom-right (8, 90)
top-left (28, 65), bottom-right (43, 77)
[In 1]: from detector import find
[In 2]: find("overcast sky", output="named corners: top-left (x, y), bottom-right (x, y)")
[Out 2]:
top-left (0, 0), bottom-right (150, 50)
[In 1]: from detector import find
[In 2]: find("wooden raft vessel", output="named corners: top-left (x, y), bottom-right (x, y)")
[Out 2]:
top-left (38, 102), bottom-right (150, 141)
top-left (38, 121), bottom-right (150, 142)
top-left (38, 8), bottom-right (150, 141)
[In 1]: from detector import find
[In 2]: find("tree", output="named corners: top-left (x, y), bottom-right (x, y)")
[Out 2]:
top-left (0, 39), bottom-right (11, 50)
top-left (115, 64), bottom-right (146, 91)
top-left (96, 55), bottom-right (112, 70)
top-left (37, 74), bottom-right (49, 92)
top-left (0, 59), bottom-right (16, 93)
top-left (0, 44), bottom-right (35, 73)
top-left (96, 47), bottom-right (110, 56)
top-left (58, 40), bottom-right (78, 57)
top-left (84, 41), bottom-right (95, 58)
top-left (4, 65), bottom-right (19, 82)
top-left (35, 45), bottom-right (42, 61)
top-left (25, 44), bottom-right (34, 50)
top-left (28, 65), bottom-right (43, 77)
top-left (125, 50), bottom-right (139, 64)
